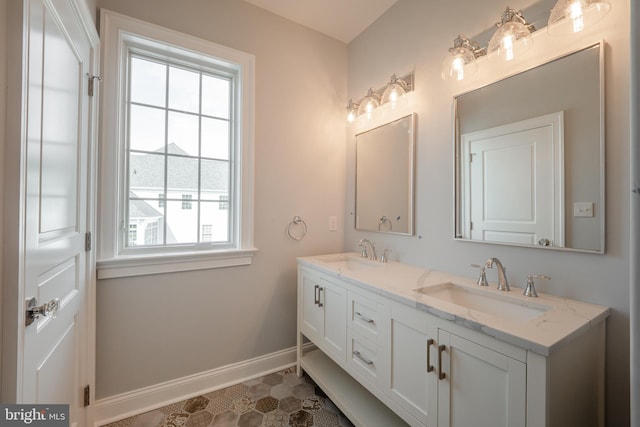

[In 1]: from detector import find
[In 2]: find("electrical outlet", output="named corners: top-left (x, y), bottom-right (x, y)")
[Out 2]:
top-left (328, 216), bottom-right (338, 231)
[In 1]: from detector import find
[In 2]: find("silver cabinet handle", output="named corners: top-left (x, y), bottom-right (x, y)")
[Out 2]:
top-left (25, 297), bottom-right (59, 327)
top-left (427, 338), bottom-right (435, 373)
top-left (353, 350), bottom-right (374, 365)
top-left (438, 344), bottom-right (447, 380)
top-left (314, 285), bottom-right (320, 305)
top-left (318, 287), bottom-right (323, 307)
top-left (354, 311), bottom-right (374, 323)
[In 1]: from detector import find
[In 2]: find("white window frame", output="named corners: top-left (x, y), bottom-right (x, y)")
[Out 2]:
top-left (97, 10), bottom-right (255, 279)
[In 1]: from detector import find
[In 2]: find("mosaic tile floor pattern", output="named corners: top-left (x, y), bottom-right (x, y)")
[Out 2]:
top-left (102, 368), bottom-right (354, 427)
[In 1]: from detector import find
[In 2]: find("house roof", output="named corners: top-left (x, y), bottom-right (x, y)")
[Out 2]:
top-left (129, 192), bottom-right (163, 218)
top-left (129, 143), bottom-right (229, 191)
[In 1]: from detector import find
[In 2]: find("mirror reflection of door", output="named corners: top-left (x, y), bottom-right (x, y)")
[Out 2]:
top-left (461, 112), bottom-right (564, 246)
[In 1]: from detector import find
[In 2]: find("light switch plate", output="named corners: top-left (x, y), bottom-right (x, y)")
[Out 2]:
top-left (573, 202), bottom-right (594, 218)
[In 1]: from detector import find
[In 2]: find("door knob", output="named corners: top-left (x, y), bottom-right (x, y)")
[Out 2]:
top-left (25, 297), bottom-right (59, 327)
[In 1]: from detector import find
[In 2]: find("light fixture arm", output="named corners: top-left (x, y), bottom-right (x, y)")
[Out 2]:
top-left (495, 7), bottom-right (536, 33)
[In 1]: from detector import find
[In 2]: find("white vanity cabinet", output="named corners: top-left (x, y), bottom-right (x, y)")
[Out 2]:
top-left (299, 267), bottom-right (347, 363)
top-left (296, 257), bottom-right (608, 427)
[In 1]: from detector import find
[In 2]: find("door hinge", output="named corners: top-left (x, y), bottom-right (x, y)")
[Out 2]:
top-left (470, 221), bottom-right (474, 230)
top-left (85, 232), bottom-right (92, 251)
top-left (469, 153), bottom-right (475, 163)
top-left (84, 384), bottom-right (90, 407)
top-left (87, 73), bottom-right (102, 97)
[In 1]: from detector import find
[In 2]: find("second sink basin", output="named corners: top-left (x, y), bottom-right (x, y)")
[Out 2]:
top-left (415, 282), bottom-right (550, 322)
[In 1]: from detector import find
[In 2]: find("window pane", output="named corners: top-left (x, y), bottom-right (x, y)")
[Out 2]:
top-left (129, 152), bottom-right (165, 190)
top-left (130, 57), bottom-right (166, 107)
top-left (201, 159), bottom-right (229, 200)
top-left (130, 105), bottom-right (166, 152)
top-left (201, 201), bottom-right (230, 242)
top-left (202, 75), bottom-right (230, 119)
top-left (166, 200), bottom-right (198, 244)
top-left (167, 156), bottom-right (198, 193)
top-left (168, 111), bottom-right (199, 156)
top-left (201, 117), bottom-right (229, 160)
top-left (168, 66), bottom-right (200, 113)
top-left (127, 198), bottom-right (165, 247)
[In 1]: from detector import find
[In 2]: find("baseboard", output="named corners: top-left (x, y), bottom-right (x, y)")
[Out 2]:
top-left (93, 346), bottom-right (297, 426)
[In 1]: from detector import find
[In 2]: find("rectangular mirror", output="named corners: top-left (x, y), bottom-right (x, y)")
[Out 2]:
top-left (454, 42), bottom-right (604, 252)
top-left (356, 113), bottom-right (415, 235)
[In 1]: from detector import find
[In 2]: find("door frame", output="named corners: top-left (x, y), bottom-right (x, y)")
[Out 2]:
top-left (1, 0), bottom-right (99, 420)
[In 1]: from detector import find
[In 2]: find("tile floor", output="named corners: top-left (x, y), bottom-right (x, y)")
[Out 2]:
top-left (102, 367), bottom-right (354, 427)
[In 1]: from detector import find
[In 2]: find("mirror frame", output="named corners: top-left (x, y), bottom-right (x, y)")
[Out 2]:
top-left (453, 42), bottom-right (605, 253)
top-left (355, 113), bottom-right (416, 235)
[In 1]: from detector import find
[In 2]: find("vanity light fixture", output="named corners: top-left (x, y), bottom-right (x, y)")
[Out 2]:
top-left (346, 74), bottom-right (414, 123)
top-left (346, 99), bottom-right (359, 123)
top-left (357, 88), bottom-right (381, 120)
top-left (487, 7), bottom-right (536, 61)
top-left (441, 34), bottom-right (487, 81)
top-left (381, 74), bottom-right (411, 109)
top-left (547, 0), bottom-right (611, 34)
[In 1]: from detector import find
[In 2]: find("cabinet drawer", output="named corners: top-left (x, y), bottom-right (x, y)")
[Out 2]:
top-left (347, 332), bottom-right (386, 391)
top-left (349, 291), bottom-right (383, 344)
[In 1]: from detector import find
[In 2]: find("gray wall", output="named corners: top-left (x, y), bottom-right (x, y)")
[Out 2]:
top-left (94, 0), bottom-right (348, 399)
top-left (345, 0), bottom-right (630, 425)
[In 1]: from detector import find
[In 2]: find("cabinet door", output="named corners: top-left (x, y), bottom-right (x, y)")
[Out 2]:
top-left (437, 330), bottom-right (526, 427)
top-left (387, 304), bottom-right (438, 425)
top-left (300, 271), bottom-right (324, 341)
top-left (320, 278), bottom-right (347, 362)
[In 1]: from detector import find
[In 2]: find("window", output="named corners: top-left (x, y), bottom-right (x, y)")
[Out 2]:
top-left (98, 11), bottom-right (256, 279)
top-left (181, 194), bottom-right (193, 211)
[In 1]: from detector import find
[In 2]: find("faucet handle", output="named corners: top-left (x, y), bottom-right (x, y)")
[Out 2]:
top-left (357, 239), bottom-right (367, 258)
top-left (524, 274), bottom-right (550, 297)
top-left (470, 264), bottom-right (489, 286)
top-left (380, 249), bottom-right (392, 263)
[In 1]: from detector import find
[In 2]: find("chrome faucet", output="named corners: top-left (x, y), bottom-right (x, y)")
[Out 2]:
top-left (357, 239), bottom-right (377, 261)
top-left (485, 257), bottom-right (510, 291)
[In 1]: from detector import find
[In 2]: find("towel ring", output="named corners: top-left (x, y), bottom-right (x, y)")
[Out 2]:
top-left (378, 216), bottom-right (392, 231)
top-left (287, 216), bottom-right (307, 241)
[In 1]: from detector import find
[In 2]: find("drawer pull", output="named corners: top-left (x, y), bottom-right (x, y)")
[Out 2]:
top-left (318, 287), bottom-right (324, 307)
top-left (355, 311), bottom-right (374, 324)
top-left (438, 344), bottom-right (447, 380)
top-left (427, 338), bottom-right (434, 372)
top-left (313, 285), bottom-right (320, 305)
top-left (353, 350), bottom-right (374, 365)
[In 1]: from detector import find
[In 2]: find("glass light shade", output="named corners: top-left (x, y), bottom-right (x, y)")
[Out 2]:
top-left (381, 77), bottom-right (407, 109)
top-left (548, 0), bottom-right (611, 34)
top-left (488, 20), bottom-right (533, 61)
top-left (346, 99), bottom-right (358, 123)
top-left (441, 47), bottom-right (478, 81)
top-left (357, 89), bottom-right (381, 120)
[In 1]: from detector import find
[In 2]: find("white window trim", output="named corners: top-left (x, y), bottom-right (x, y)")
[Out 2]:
top-left (97, 9), bottom-right (256, 279)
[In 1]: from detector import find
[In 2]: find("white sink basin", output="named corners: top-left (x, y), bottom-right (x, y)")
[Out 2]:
top-left (319, 255), bottom-right (383, 271)
top-left (415, 282), bottom-right (550, 322)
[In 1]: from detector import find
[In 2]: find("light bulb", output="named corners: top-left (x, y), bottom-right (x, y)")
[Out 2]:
top-left (452, 56), bottom-right (465, 80)
top-left (502, 34), bottom-right (515, 61)
top-left (569, 1), bottom-right (585, 32)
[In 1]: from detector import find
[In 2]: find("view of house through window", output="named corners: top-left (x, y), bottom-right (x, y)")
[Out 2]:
top-left (127, 55), bottom-right (232, 247)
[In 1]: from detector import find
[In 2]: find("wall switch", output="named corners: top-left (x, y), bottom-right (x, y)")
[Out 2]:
top-left (328, 216), bottom-right (338, 231)
top-left (573, 202), bottom-right (594, 218)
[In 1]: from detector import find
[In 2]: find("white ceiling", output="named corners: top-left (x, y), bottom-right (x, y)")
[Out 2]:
top-left (242, 0), bottom-right (400, 43)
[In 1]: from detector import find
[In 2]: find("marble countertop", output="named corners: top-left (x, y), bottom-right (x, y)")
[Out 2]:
top-left (297, 253), bottom-right (610, 356)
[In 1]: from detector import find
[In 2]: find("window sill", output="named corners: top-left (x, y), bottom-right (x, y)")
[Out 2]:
top-left (97, 248), bottom-right (258, 279)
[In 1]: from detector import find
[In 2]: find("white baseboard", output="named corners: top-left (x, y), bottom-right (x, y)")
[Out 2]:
top-left (94, 346), bottom-right (297, 426)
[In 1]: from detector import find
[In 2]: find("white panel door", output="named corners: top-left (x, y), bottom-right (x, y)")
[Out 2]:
top-left (461, 113), bottom-right (564, 247)
top-left (22, 0), bottom-right (95, 425)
